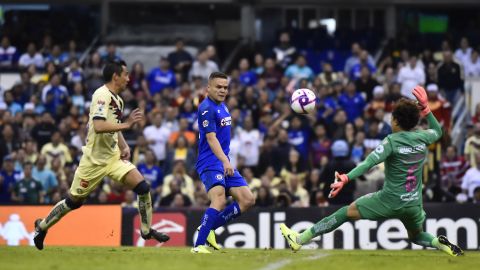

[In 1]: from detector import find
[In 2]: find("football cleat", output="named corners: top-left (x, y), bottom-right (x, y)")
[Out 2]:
top-left (438, 235), bottom-right (464, 256)
top-left (141, 228), bottom-right (170, 243)
top-left (280, 223), bottom-right (302, 252)
top-left (33, 219), bottom-right (47, 250)
top-left (190, 245), bottom-right (211, 254)
top-left (197, 226), bottom-right (221, 250)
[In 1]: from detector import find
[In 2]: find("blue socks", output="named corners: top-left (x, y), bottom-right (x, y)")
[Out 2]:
top-left (212, 201), bottom-right (242, 230)
top-left (195, 208), bottom-right (219, 247)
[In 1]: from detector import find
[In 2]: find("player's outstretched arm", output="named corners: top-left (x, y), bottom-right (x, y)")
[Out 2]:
top-left (412, 86), bottom-right (443, 141)
top-left (93, 108), bottom-right (143, 133)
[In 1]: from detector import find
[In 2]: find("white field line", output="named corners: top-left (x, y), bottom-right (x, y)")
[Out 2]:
top-left (257, 253), bottom-right (330, 270)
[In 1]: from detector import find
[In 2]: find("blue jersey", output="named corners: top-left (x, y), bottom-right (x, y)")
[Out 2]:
top-left (196, 97), bottom-right (232, 173)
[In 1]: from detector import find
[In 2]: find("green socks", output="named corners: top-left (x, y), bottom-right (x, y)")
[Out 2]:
top-left (298, 206), bottom-right (349, 244)
top-left (412, 232), bottom-right (436, 248)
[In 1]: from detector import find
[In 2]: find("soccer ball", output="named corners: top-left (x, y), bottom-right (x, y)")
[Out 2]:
top-left (290, 88), bottom-right (316, 114)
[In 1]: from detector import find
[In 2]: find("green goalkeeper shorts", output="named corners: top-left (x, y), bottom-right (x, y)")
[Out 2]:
top-left (355, 192), bottom-right (426, 231)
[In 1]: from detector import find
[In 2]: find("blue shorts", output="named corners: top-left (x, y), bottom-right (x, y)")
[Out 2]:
top-left (199, 168), bottom-right (248, 192)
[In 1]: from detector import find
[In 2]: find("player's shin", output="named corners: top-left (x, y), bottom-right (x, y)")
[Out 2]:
top-left (137, 192), bottom-right (152, 235)
top-left (298, 206), bottom-right (349, 244)
top-left (39, 197), bottom-right (81, 231)
top-left (195, 208), bottom-right (220, 247)
top-left (211, 201), bottom-right (241, 230)
top-left (412, 232), bottom-right (436, 248)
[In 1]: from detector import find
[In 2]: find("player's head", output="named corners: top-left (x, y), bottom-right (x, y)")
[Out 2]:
top-left (207, 72), bottom-right (228, 103)
top-left (103, 60), bottom-right (129, 91)
top-left (391, 98), bottom-right (420, 132)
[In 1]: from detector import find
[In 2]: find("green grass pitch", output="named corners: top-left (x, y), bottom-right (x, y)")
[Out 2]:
top-left (0, 246), bottom-right (478, 270)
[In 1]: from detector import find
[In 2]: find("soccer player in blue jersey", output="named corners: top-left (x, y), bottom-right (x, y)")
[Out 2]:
top-left (191, 72), bottom-right (256, 253)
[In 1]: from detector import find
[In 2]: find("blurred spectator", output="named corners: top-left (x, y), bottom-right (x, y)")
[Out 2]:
top-left (32, 154), bottom-right (58, 203)
top-left (364, 120), bottom-right (382, 151)
top-left (461, 152), bottom-right (480, 201)
top-left (255, 186), bottom-right (274, 207)
top-left (284, 55), bottom-right (314, 82)
top-left (238, 58), bottom-right (257, 87)
top-left (64, 58), bottom-right (83, 86)
top-left (338, 82), bottom-right (366, 123)
top-left (261, 58), bottom-right (282, 91)
top-left (464, 122), bottom-right (480, 168)
top-left (350, 50), bottom-right (376, 81)
top-left (205, 44), bottom-right (220, 64)
top-left (128, 61), bottom-right (149, 97)
top-left (159, 178), bottom-right (192, 207)
top-left (147, 56), bottom-right (176, 96)
top-left (437, 50), bottom-right (463, 104)
top-left (463, 50), bottom-right (480, 78)
top-left (365, 86), bottom-right (387, 118)
top-left (3, 90), bottom-right (22, 116)
top-left (132, 134), bottom-right (150, 165)
top-left (84, 52), bottom-right (104, 93)
top-left (316, 85), bottom-right (337, 123)
top-left (12, 162), bottom-right (44, 204)
top-left (162, 161), bottom-right (194, 201)
top-left (168, 37), bottom-right (193, 81)
top-left (320, 140), bottom-right (356, 204)
top-left (355, 65), bottom-right (378, 101)
top-left (0, 123), bottom-right (21, 165)
top-left (165, 135), bottom-right (196, 174)
top-left (243, 167), bottom-right (261, 195)
top-left (397, 54), bottom-right (425, 99)
top-left (0, 36), bottom-right (18, 69)
top-left (280, 149), bottom-right (307, 185)
top-left (274, 180), bottom-right (294, 208)
top-left (46, 44), bottom-right (67, 66)
top-left (344, 42), bottom-right (375, 76)
top-left (189, 50), bottom-right (219, 83)
top-left (143, 111), bottom-right (171, 164)
top-left (238, 116), bottom-right (263, 168)
top-left (440, 145), bottom-right (468, 201)
top-left (0, 156), bottom-right (23, 203)
top-left (426, 84), bottom-right (452, 132)
top-left (41, 73), bottom-right (69, 117)
top-left (121, 190), bottom-right (138, 208)
top-left (40, 131), bottom-right (72, 168)
top-left (310, 123), bottom-right (331, 168)
top-left (289, 174), bottom-right (309, 207)
top-left (351, 131), bottom-right (366, 164)
top-left (18, 42), bottom-right (45, 69)
top-left (252, 53), bottom-right (264, 75)
top-left (328, 109), bottom-right (348, 140)
top-left (317, 62), bottom-right (338, 85)
top-left (454, 37), bottom-right (472, 66)
top-left (137, 149), bottom-right (163, 203)
top-left (168, 118), bottom-right (196, 146)
top-left (472, 103), bottom-right (480, 124)
top-left (272, 32), bottom-right (296, 70)
top-left (101, 42), bottom-right (122, 62)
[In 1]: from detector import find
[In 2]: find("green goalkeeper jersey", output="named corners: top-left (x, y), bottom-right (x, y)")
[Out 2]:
top-left (347, 113), bottom-right (442, 210)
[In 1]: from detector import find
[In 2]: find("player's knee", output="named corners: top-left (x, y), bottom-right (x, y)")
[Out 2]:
top-left (66, 196), bottom-right (84, 210)
top-left (133, 180), bottom-right (150, 195)
top-left (241, 194), bottom-right (255, 210)
top-left (346, 203), bottom-right (361, 220)
top-left (211, 194), bottom-right (227, 209)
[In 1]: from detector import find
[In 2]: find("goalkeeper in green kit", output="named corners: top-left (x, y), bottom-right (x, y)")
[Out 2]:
top-left (280, 86), bottom-right (464, 256)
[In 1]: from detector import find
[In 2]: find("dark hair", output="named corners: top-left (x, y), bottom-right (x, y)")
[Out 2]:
top-left (392, 98), bottom-right (420, 131)
top-left (208, 72), bottom-right (228, 81)
top-left (103, 60), bottom-right (127, 82)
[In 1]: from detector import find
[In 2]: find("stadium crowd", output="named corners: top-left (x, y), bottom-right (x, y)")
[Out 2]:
top-left (1, 32), bottom-right (480, 209)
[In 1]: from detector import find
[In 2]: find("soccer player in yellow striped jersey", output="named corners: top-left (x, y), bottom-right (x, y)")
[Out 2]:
top-left (33, 61), bottom-right (169, 250)
top-left (280, 86), bottom-right (464, 256)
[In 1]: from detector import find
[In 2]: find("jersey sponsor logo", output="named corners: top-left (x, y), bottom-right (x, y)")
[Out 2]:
top-left (400, 191), bottom-right (419, 201)
top-left (398, 144), bottom-right (426, 154)
top-left (220, 116), bottom-right (232, 127)
top-left (201, 110), bottom-right (208, 115)
top-left (202, 120), bottom-right (209, 127)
